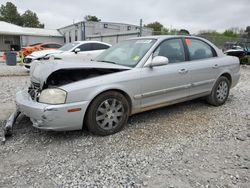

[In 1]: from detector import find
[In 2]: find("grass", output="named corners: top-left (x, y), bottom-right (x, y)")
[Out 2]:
top-left (240, 55), bottom-right (250, 65)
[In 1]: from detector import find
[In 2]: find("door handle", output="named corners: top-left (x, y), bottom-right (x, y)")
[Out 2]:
top-left (178, 69), bottom-right (188, 74)
top-left (213, 64), bottom-right (219, 69)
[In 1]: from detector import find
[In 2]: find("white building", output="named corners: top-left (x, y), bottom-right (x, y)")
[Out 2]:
top-left (0, 21), bottom-right (153, 52)
top-left (58, 21), bottom-right (152, 45)
top-left (0, 21), bottom-right (63, 51)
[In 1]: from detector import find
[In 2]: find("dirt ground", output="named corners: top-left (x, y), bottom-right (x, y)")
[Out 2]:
top-left (0, 66), bottom-right (249, 187)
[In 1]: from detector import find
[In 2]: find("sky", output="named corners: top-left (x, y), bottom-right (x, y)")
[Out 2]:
top-left (1, 0), bottom-right (249, 34)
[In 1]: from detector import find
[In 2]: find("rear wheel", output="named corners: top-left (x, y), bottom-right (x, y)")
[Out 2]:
top-left (85, 91), bottom-right (129, 136)
top-left (207, 76), bottom-right (230, 106)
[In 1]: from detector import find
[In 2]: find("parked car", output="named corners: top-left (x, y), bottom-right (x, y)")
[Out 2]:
top-left (224, 46), bottom-right (246, 58)
top-left (21, 42), bottom-right (62, 58)
top-left (3, 36), bottom-right (240, 138)
top-left (23, 41), bottom-right (111, 69)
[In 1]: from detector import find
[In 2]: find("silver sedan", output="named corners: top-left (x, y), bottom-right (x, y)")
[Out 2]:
top-left (4, 36), bottom-right (240, 137)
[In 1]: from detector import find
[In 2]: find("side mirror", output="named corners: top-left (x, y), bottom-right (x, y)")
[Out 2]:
top-left (74, 48), bottom-right (81, 54)
top-left (148, 56), bottom-right (169, 67)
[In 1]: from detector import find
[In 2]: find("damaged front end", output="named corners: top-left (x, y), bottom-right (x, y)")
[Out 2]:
top-left (1, 60), bottom-right (130, 143)
top-left (1, 110), bottom-right (21, 143)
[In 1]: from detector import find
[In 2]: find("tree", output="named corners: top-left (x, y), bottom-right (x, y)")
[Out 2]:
top-left (144, 21), bottom-right (163, 32)
top-left (161, 27), bottom-right (169, 35)
top-left (0, 2), bottom-right (44, 28)
top-left (178, 29), bottom-right (190, 35)
top-left (21, 10), bottom-right (44, 28)
top-left (0, 2), bottom-right (22, 25)
top-left (223, 29), bottom-right (238, 38)
top-left (245, 26), bottom-right (250, 38)
top-left (84, 15), bottom-right (101, 22)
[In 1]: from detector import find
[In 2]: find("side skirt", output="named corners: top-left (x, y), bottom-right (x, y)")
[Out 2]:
top-left (131, 92), bottom-right (210, 115)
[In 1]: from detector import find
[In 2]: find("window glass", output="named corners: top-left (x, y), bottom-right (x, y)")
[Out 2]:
top-left (46, 44), bottom-right (61, 48)
top-left (59, 42), bottom-right (80, 51)
top-left (92, 43), bottom-right (110, 50)
top-left (69, 31), bottom-right (71, 43)
top-left (29, 43), bottom-right (42, 47)
top-left (78, 43), bottom-right (92, 51)
top-left (41, 44), bottom-right (50, 48)
top-left (154, 39), bottom-right (185, 63)
top-left (75, 30), bottom-right (78, 41)
top-left (186, 39), bottom-right (214, 60)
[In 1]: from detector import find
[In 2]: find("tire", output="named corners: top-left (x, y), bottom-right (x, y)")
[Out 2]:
top-left (207, 76), bottom-right (230, 106)
top-left (85, 91), bottom-right (129, 136)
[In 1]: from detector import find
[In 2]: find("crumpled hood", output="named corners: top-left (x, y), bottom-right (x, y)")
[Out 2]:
top-left (30, 60), bottom-right (131, 87)
top-left (28, 49), bottom-right (62, 58)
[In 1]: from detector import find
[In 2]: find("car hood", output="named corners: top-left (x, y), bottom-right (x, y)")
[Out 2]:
top-left (30, 60), bottom-right (132, 87)
top-left (28, 49), bottom-right (62, 58)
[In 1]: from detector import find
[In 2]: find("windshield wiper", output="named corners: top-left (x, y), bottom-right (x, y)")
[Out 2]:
top-left (97, 60), bottom-right (117, 64)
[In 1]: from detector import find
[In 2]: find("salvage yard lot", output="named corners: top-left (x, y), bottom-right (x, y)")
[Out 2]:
top-left (0, 66), bottom-right (249, 187)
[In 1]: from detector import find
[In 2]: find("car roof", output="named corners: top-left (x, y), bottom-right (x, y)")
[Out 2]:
top-left (73, 40), bottom-right (111, 46)
top-left (129, 35), bottom-right (206, 41)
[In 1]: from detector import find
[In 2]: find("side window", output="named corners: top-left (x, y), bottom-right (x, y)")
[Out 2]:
top-left (92, 43), bottom-right (110, 50)
top-left (46, 44), bottom-right (61, 48)
top-left (52, 44), bottom-right (62, 48)
top-left (154, 39), bottom-right (185, 63)
top-left (41, 44), bottom-right (50, 48)
top-left (78, 43), bottom-right (92, 51)
top-left (186, 39), bottom-right (215, 60)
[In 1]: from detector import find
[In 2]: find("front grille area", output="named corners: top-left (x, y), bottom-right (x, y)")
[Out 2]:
top-left (28, 82), bottom-right (41, 101)
top-left (24, 58), bottom-right (32, 64)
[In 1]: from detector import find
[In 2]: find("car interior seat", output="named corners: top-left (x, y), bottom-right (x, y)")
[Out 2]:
top-left (159, 44), bottom-right (183, 63)
top-left (192, 49), bottom-right (206, 60)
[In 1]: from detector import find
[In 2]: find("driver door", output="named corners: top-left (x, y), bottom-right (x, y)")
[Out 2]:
top-left (140, 38), bottom-right (191, 109)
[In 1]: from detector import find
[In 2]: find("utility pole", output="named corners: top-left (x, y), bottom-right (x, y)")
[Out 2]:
top-left (139, 19), bottom-right (143, 37)
top-left (81, 20), bottom-right (86, 41)
top-left (83, 21), bottom-right (86, 40)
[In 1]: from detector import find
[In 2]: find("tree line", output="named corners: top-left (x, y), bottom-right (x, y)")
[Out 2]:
top-left (144, 21), bottom-right (250, 39)
top-left (0, 2), bottom-right (44, 28)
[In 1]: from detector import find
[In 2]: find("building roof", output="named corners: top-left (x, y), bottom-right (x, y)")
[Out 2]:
top-left (58, 21), bottom-right (141, 30)
top-left (0, 21), bottom-right (62, 37)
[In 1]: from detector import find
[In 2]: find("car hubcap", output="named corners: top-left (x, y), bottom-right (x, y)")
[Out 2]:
top-left (96, 98), bottom-right (124, 130)
top-left (216, 81), bottom-right (228, 102)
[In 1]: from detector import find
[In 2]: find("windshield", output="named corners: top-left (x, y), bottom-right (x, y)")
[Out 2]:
top-left (95, 39), bottom-right (156, 67)
top-left (59, 42), bottom-right (80, 51)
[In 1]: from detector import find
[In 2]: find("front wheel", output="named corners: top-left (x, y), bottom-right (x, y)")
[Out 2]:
top-left (207, 76), bottom-right (230, 106)
top-left (85, 91), bottom-right (129, 136)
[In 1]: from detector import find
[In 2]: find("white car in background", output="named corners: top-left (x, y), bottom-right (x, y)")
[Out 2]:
top-left (23, 41), bottom-right (111, 69)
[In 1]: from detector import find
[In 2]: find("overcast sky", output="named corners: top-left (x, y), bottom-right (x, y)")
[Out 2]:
top-left (1, 0), bottom-right (249, 33)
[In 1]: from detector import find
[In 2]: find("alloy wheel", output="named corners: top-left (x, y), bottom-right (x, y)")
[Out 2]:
top-left (216, 81), bottom-right (228, 102)
top-left (95, 98), bottom-right (124, 130)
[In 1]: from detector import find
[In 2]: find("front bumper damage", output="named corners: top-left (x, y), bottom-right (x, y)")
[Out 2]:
top-left (1, 110), bottom-right (21, 143)
top-left (1, 90), bottom-right (89, 143)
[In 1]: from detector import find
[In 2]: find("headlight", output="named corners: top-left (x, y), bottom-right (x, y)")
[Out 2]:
top-left (39, 88), bottom-right (67, 104)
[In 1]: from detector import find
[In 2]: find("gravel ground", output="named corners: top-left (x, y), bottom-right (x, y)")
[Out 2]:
top-left (0, 66), bottom-right (249, 188)
top-left (0, 63), bottom-right (29, 77)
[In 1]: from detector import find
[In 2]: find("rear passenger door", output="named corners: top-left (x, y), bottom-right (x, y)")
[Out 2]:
top-left (184, 38), bottom-right (220, 96)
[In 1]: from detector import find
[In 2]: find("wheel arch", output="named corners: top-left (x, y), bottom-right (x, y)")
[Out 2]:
top-left (220, 72), bottom-right (232, 87)
top-left (82, 88), bottom-right (133, 129)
